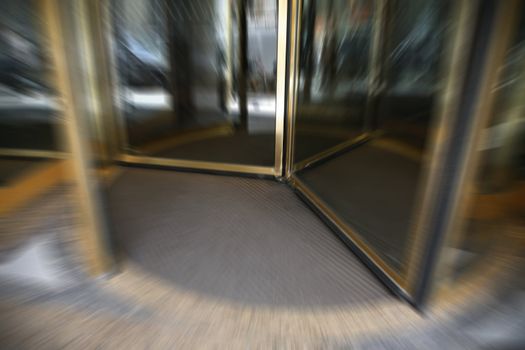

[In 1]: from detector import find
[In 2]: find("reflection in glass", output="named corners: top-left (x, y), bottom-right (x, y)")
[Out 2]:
top-left (294, 0), bottom-right (374, 163)
top-left (0, 0), bottom-right (89, 282)
top-left (293, 0), bottom-right (452, 272)
top-left (111, 0), bottom-right (277, 166)
top-left (0, 0), bottom-right (59, 151)
top-left (442, 10), bottom-right (525, 281)
top-left (0, 0), bottom-right (66, 236)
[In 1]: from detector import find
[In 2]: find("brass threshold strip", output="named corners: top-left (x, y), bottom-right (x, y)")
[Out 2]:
top-left (136, 124), bottom-right (234, 155)
top-left (289, 174), bottom-right (409, 296)
top-left (0, 148), bottom-right (68, 159)
top-left (118, 154), bottom-right (276, 176)
top-left (293, 133), bottom-right (371, 172)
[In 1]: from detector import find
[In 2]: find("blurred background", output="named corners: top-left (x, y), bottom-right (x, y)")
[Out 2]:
top-left (0, 0), bottom-right (523, 348)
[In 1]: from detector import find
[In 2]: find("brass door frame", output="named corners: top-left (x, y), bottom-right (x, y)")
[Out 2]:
top-left (104, 0), bottom-right (288, 177)
top-left (0, 149), bottom-right (66, 159)
top-left (38, 0), bottom-right (114, 276)
top-left (404, 0), bottom-right (480, 299)
top-left (0, 1), bottom-right (114, 277)
top-left (284, 0), bottom-right (478, 300)
top-left (428, 0), bottom-right (523, 304)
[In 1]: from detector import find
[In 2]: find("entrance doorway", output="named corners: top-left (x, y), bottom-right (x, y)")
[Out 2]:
top-left (109, 0), bottom-right (286, 176)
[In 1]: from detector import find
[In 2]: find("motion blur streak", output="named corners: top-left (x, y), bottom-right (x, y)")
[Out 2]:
top-left (0, 0), bottom-right (523, 348)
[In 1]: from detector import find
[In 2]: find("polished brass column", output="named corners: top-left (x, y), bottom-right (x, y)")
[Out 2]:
top-left (39, 0), bottom-right (114, 276)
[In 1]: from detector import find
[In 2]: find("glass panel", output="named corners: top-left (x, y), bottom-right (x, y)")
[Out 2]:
top-left (442, 9), bottom-right (525, 281)
top-left (0, 0), bottom-right (98, 281)
top-left (0, 0), bottom-right (59, 151)
top-left (111, 0), bottom-right (277, 166)
top-left (0, 0), bottom-right (65, 221)
top-left (293, 0), bottom-right (452, 272)
top-left (294, 0), bottom-right (374, 164)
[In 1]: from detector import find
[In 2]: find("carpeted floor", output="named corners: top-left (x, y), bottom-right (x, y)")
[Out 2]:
top-left (108, 167), bottom-right (392, 307)
top-left (0, 166), bottom-right (512, 348)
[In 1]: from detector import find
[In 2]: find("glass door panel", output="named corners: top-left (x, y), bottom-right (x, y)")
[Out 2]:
top-left (110, 0), bottom-right (279, 169)
top-left (290, 0), bottom-right (460, 277)
top-left (293, 0), bottom-right (374, 166)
